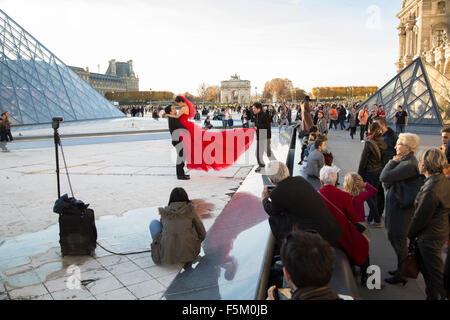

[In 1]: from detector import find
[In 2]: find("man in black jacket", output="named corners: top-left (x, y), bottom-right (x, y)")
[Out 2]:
top-left (261, 161), bottom-right (343, 245)
top-left (253, 103), bottom-right (275, 172)
top-left (165, 105), bottom-right (190, 180)
top-left (374, 116), bottom-right (397, 218)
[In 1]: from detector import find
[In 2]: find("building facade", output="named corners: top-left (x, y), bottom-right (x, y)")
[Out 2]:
top-left (220, 74), bottom-right (251, 104)
top-left (397, 0), bottom-right (450, 77)
top-left (69, 59), bottom-right (139, 96)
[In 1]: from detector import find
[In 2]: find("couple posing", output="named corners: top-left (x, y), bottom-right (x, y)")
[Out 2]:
top-left (165, 96), bottom-right (274, 179)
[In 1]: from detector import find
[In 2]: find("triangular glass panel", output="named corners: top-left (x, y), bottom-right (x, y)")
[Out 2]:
top-left (0, 9), bottom-right (124, 125)
top-left (357, 58), bottom-right (443, 128)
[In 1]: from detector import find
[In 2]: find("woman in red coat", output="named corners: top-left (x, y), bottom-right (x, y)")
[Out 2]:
top-left (318, 166), bottom-right (370, 286)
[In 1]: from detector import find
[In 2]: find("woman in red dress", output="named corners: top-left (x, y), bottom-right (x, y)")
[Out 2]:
top-left (166, 95), bottom-right (256, 171)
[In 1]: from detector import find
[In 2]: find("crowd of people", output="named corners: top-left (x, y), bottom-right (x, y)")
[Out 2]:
top-left (149, 96), bottom-right (449, 300)
top-left (260, 103), bottom-right (450, 299)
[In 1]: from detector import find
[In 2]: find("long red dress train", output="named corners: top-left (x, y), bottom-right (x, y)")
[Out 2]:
top-left (176, 96), bottom-right (256, 171)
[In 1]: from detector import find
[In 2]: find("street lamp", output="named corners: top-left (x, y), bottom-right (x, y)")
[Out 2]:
top-left (255, 86), bottom-right (257, 101)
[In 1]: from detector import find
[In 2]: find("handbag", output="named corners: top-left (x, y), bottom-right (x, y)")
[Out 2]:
top-left (401, 240), bottom-right (420, 279)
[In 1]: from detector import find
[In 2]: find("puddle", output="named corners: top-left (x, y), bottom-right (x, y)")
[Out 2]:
top-left (0, 200), bottom-right (214, 290)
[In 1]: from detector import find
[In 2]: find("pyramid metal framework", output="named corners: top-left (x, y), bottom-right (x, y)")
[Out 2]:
top-left (0, 9), bottom-right (124, 126)
top-left (358, 57), bottom-right (443, 129)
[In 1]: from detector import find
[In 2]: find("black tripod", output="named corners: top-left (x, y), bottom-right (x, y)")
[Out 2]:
top-left (52, 117), bottom-right (73, 199)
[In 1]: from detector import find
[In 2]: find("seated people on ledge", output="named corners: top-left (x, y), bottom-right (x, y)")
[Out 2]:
top-left (261, 161), bottom-right (343, 245)
top-left (266, 229), bottom-right (354, 300)
top-left (150, 187), bottom-right (206, 266)
top-left (305, 135), bottom-right (328, 179)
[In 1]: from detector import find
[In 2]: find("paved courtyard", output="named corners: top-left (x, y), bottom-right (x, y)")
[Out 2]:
top-left (0, 118), bottom-right (287, 300)
top-left (0, 118), bottom-right (446, 300)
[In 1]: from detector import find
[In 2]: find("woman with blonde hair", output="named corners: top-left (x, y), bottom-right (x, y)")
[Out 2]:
top-left (344, 172), bottom-right (377, 226)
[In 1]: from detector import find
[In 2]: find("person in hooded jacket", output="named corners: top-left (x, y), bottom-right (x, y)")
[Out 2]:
top-left (150, 188), bottom-right (206, 265)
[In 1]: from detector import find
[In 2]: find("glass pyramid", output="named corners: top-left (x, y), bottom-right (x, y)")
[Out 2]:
top-left (0, 9), bottom-right (124, 126)
top-left (358, 57), bottom-right (443, 128)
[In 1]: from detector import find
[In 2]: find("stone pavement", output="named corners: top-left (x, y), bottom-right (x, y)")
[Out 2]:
top-left (0, 122), bottom-right (290, 300)
top-left (0, 122), bottom-right (446, 300)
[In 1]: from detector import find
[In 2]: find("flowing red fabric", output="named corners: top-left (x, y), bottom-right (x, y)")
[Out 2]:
top-left (177, 96), bottom-right (256, 171)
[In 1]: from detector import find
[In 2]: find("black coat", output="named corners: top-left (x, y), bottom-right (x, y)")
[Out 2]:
top-left (262, 176), bottom-right (343, 244)
top-left (408, 174), bottom-right (450, 241)
top-left (168, 117), bottom-right (186, 146)
top-left (381, 128), bottom-right (397, 162)
top-left (357, 138), bottom-right (387, 176)
top-left (380, 153), bottom-right (420, 236)
top-left (255, 111), bottom-right (271, 140)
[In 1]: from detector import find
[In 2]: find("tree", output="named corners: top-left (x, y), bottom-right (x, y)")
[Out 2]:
top-left (205, 86), bottom-right (220, 102)
top-left (183, 92), bottom-right (198, 103)
top-left (197, 83), bottom-right (207, 104)
top-left (291, 88), bottom-right (307, 102)
top-left (262, 78), bottom-right (294, 101)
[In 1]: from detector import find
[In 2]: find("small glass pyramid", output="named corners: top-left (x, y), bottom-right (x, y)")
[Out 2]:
top-left (0, 9), bottom-right (124, 125)
top-left (358, 57), bottom-right (443, 128)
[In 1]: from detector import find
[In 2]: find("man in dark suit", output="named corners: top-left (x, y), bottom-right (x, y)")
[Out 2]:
top-left (165, 105), bottom-right (190, 180)
top-left (252, 103), bottom-right (275, 172)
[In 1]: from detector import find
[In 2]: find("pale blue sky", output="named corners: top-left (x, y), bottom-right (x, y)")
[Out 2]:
top-left (1, 0), bottom-right (402, 95)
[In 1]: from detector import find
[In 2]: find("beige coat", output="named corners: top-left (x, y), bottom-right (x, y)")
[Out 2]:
top-left (151, 202), bottom-right (206, 265)
top-left (301, 100), bottom-right (314, 133)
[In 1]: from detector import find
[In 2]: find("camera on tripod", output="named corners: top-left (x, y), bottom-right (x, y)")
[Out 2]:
top-left (52, 117), bottom-right (63, 129)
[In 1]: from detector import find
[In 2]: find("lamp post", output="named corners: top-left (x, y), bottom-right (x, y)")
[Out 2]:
top-left (255, 86), bottom-right (257, 102)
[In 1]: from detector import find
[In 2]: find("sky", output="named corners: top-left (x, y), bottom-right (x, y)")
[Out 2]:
top-left (1, 0), bottom-right (402, 95)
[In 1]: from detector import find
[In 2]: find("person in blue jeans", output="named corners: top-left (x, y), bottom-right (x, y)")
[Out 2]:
top-left (357, 122), bottom-right (387, 228)
top-left (149, 187), bottom-right (206, 265)
top-left (394, 105), bottom-right (408, 134)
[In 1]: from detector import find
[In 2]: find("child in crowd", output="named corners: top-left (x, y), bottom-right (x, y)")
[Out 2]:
top-left (317, 111), bottom-right (328, 136)
top-left (343, 172), bottom-right (377, 234)
top-left (298, 126), bottom-right (318, 165)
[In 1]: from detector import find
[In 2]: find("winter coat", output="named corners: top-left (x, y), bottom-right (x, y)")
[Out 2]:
top-left (255, 111), bottom-right (271, 140)
top-left (380, 153), bottom-right (420, 236)
top-left (408, 174), bottom-right (450, 241)
top-left (317, 118), bottom-right (328, 135)
top-left (301, 101), bottom-right (314, 133)
top-left (0, 119), bottom-right (7, 142)
top-left (381, 127), bottom-right (397, 162)
top-left (347, 113), bottom-right (356, 128)
top-left (151, 201), bottom-right (206, 265)
top-left (357, 138), bottom-right (387, 176)
top-left (262, 176), bottom-right (343, 245)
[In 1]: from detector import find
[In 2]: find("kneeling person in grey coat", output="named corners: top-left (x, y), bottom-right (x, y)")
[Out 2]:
top-left (150, 188), bottom-right (206, 266)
